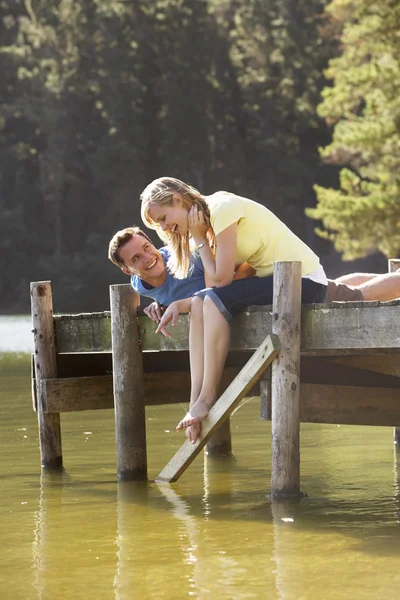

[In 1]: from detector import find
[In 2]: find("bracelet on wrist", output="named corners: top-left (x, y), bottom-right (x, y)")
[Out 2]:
top-left (197, 241), bottom-right (207, 250)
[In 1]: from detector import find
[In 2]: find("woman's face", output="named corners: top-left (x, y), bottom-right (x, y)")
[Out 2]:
top-left (147, 198), bottom-right (189, 236)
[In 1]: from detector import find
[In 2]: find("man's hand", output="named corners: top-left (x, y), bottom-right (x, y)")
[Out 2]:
top-left (143, 301), bottom-right (165, 323)
top-left (155, 301), bottom-right (180, 338)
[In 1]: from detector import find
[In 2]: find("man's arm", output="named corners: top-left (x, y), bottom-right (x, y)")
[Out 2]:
top-left (233, 262), bottom-right (257, 280)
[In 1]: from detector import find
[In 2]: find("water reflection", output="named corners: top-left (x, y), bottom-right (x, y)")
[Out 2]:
top-left (3, 348), bottom-right (400, 600)
top-left (32, 471), bottom-right (67, 599)
top-left (113, 481), bottom-right (150, 600)
top-left (32, 470), bottom-right (118, 599)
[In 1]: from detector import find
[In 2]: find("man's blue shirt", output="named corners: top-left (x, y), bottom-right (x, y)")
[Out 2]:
top-left (131, 247), bottom-right (205, 305)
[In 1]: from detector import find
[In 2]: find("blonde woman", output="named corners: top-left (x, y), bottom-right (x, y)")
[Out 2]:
top-left (141, 177), bottom-right (328, 443)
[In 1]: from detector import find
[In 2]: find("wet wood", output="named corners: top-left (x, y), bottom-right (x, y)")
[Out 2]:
top-left (271, 262), bottom-right (302, 499)
top-left (30, 281), bottom-right (62, 470)
top-left (110, 284), bottom-right (147, 481)
top-left (157, 334), bottom-right (280, 482)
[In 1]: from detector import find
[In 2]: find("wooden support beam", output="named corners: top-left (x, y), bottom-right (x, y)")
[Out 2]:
top-left (30, 281), bottom-right (62, 470)
top-left (110, 284), bottom-right (147, 481)
top-left (271, 261), bottom-right (302, 499)
top-left (38, 368), bottom-right (240, 413)
top-left (320, 355), bottom-right (400, 378)
top-left (39, 376), bottom-right (400, 426)
top-left (300, 383), bottom-right (400, 426)
top-left (300, 357), bottom-right (400, 388)
top-left (156, 334), bottom-right (280, 483)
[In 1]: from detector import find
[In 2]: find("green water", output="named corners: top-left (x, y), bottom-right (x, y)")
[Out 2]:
top-left (1, 317), bottom-right (400, 599)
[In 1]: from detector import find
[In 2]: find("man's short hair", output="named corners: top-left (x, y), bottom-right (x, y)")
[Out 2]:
top-left (108, 226), bottom-right (152, 268)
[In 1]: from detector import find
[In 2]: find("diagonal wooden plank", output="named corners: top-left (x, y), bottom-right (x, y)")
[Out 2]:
top-left (157, 334), bottom-right (280, 483)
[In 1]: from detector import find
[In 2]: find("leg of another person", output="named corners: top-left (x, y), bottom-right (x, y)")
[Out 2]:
top-left (357, 272), bottom-right (400, 301)
top-left (185, 296), bottom-right (205, 443)
top-left (334, 273), bottom-right (379, 286)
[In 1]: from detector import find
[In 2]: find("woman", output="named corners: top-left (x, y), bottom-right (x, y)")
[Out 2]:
top-left (141, 177), bottom-right (327, 443)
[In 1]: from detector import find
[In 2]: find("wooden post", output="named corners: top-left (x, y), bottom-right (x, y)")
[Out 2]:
top-left (30, 281), bottom-right (62, 470)
top-left (389, 258), bottom-right (400, 447)
top-left (271, 262), bottom-right (302, 498)
top-left (110, 284), bottom-right (147, 481)
top-left (205, 419), bottom-right (232, 457)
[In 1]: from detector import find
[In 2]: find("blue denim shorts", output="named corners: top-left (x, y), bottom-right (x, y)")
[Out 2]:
top-left (193, 276), bottom-right (327, 323)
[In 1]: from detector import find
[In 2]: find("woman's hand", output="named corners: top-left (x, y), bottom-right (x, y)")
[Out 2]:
top-left (188, 206), bottom-right (209, 245)
top-left (155, 301), bottom-right (180, 338)
top-left (143, 301), bottom-right (165, 323)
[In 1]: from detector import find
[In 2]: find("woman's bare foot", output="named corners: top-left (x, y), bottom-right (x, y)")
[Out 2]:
top-left (176, 399), bottom-right (211, 432)
top-left (185, 422), bottom-right (201, 444)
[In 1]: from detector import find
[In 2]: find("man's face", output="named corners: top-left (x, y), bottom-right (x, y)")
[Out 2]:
top-left (119, 235), bottom-right (166, 286)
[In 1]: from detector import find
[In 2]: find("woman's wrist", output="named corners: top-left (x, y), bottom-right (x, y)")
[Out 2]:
top-left (194, 238), bottom-right (207, 248)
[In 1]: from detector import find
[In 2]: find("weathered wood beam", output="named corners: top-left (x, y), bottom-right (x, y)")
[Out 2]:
top-left (157, 334), bottom-right (280, 483)
top-left (35, 357), bottom-right (400, 415)
top-left (39, 368), bottom-right (241, 413)
top-left (54, 298), bottom-right (400, 354)
top-left (41, 377), bottom-right (400, 427)
top-left (301, 357), bottom-right (400, 388)
top-left (319, 355), bottom-right (400, 378)
top-left (300, 383), bottom-right (400, 427)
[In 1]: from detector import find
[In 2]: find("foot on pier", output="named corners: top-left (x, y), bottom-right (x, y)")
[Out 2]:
top-left (176, 400), bottom-right (211, 433)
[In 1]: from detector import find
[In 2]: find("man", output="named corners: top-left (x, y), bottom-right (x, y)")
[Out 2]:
top-left (108, 226), bottom-right (207, 336)
top-left (108, 227), bottom-right (400, 328)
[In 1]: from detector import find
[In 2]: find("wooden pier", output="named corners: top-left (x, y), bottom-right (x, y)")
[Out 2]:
top-left (30, 260), bottom-right (400, 498)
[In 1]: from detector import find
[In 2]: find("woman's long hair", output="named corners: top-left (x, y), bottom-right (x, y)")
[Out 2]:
top-left (141, 177), bottom-right (216, 278)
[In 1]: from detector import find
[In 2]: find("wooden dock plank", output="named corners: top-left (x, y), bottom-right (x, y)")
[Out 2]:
top-left (54, 300), bottom-right (400, 354)
top-left (157, 334), bottom-right (280, 483)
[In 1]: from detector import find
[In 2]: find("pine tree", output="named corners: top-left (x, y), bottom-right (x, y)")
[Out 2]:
top-left (308, 0), bottom-right (400, 260)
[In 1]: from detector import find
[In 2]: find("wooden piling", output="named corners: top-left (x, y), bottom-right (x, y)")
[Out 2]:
top-left (270, 262), bottom-right (302, 498)
top-left (205, 419), bottom-right (232, 457)
top-left (30, 281), bottom-right (62, 469)
top-left (110, 284), bottom-right (147, 481)
top-left (389, 258), bottom-right (400, 446)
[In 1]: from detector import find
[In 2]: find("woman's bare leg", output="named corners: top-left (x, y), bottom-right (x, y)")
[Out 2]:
top-left (177, 296), bottom-right (230, 441)
top-left (184, 296), bottom-right (205, 443)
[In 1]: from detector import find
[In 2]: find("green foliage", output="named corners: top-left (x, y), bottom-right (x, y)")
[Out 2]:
top-left (308, 0), bottom-right (400, 259)
top-left (0, 0), bottom-right (335, 311)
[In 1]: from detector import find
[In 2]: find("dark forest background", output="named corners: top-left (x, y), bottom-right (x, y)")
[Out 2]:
top-left (0, 0), bottom-right (392, 314)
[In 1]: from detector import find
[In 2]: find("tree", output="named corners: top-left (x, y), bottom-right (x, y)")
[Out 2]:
top-left (308, 0), bottom-right (400, 260)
